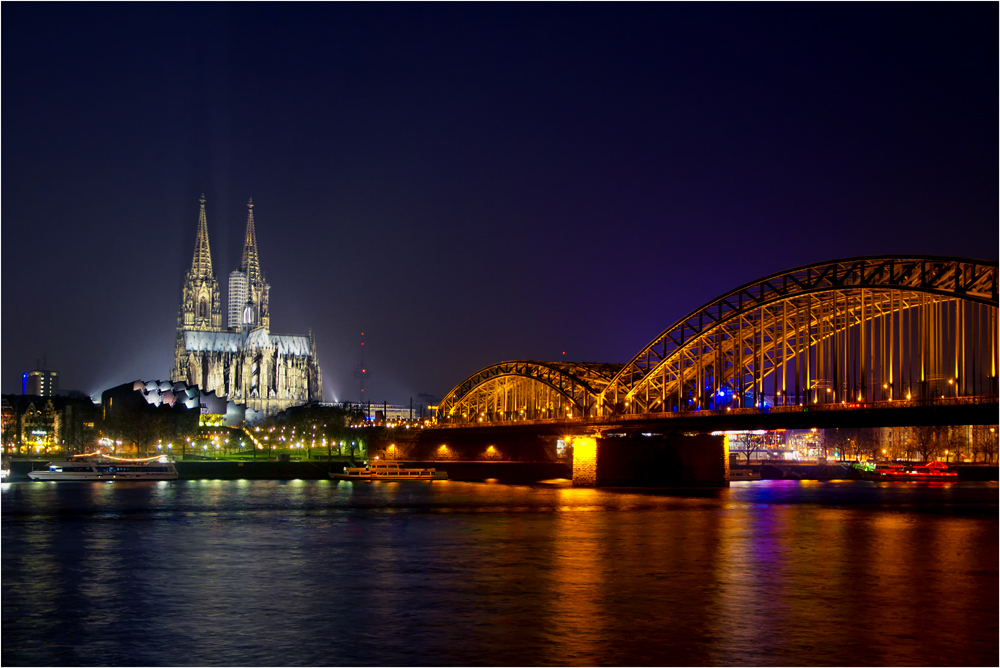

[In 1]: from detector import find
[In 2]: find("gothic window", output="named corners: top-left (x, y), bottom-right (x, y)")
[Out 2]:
top-left (199, 298), bottom-right (208, 319)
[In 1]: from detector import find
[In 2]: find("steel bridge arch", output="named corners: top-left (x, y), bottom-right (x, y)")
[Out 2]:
top-left (598, 255), bottom-right (998, 416)
top-left (439, 360), bottom-right (623, 424)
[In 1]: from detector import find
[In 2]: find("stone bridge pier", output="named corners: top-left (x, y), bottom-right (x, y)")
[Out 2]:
top-left (568, 431), bottom-right (729, 487)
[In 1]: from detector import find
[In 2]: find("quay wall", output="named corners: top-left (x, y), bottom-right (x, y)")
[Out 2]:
top-left (735, 462), bottom-right (999, 481)
top-left (593, 433), bottom-right (729, 488)
top-left (5, 458), bottom-right (570, 483)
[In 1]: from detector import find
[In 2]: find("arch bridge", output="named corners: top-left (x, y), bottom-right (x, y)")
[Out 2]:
top-left (438, 360), bottom-right (623, 423)
top-left (438, 256), bottom-right (998, 427)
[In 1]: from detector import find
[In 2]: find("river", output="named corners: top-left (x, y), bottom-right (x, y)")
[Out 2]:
top-left (2, 479), bottom-right (997, 666)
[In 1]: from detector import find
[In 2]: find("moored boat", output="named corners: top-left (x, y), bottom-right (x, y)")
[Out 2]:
top-left (331, 461), bottom-right (448, 481)
top-left (869, 460), bottom-right (958, 481)
top-left (27, 454), bottom-right (178, 481)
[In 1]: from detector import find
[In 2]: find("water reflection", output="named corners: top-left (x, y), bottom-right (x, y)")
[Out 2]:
top-left (2, 480), bottom-right (996, 666)
top-left (546, 489), bottom-right (604, 664)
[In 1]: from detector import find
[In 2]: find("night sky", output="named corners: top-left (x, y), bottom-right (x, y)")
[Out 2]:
top-left (3, 3), bottom-right (997, 404)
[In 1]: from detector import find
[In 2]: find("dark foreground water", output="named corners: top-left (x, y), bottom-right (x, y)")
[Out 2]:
top-left (2, 479), bottom-right (997, 667)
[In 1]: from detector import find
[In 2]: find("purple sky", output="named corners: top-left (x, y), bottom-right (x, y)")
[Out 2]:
top-left (3, 3), bottom-right (996, 404)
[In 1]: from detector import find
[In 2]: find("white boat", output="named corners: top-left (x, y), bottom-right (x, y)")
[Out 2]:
top-left (331, 461), bottom-right (448, 481)
top-left (28, 455), bottom-right (178, 481)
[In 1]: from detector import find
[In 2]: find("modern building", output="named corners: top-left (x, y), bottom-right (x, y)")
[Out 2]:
top-left (22, 368), bottom-right (58, 396)
top-left (228, 270), bottom-right (248, 330)
top-left (367, 403), bottom-right (421, 423)
top-left (170, 196), bottom-right (323, 420)
top-left (102, 380), bottom-right (244, 430)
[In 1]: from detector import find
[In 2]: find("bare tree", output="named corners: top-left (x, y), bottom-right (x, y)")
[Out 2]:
top-left (860, 428), bottom-right (879, 461)
top-left (943, 426), bottom-right (968, 463)
top-left (899, 427), bottom-right (919, 462)
top-left (734, 431), bottom-right (767, 466)
top-left (912, 425), bottom-right (944, 463)
top-left (105, 405), bottom-right (178, 457)
top-left (824, 428), bottom-right (850, 461)
top-left (971, 425), bottom-right (998, 464)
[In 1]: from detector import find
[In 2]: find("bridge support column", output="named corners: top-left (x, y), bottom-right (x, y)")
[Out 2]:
top-left (571, 432), bottom-right (729, 488)
top-left (570, 436), bottom-right (598, 486)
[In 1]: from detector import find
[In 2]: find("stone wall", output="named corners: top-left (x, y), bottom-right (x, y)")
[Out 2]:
top-left (581, 432), bottom-right (728, 488)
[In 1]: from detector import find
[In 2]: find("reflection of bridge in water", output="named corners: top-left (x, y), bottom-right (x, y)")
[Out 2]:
top-left (427, 257), bottom-right (998, 486)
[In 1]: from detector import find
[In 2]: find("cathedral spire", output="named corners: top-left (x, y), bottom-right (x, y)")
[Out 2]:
top-left (189, 194), bottom-right (214, 278)
top-left (239, 197), bottom-right (263, 284)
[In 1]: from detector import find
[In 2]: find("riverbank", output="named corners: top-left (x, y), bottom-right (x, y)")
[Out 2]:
top-left (4, 458), bottom-right (572, 483)
top-left (7, 458), bottom-right (993, 483)
top-left (736, 461), bottom-right (999, 481)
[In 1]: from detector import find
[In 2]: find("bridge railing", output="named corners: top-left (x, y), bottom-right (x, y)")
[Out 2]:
top-left (431, 394), bottom-right (998, 428)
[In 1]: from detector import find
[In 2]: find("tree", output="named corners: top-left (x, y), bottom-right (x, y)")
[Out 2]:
top-left (836, 428), bottom-right (877, 461)
top-left (971, 425), bottom-right (998, 464)
top-left (734, 431), bottom-right (766, 466)
top-left (912, 425), bottom-right (943, 463)
top-left (265, 402), bottom-right (369, 460)
top-left (824, 428), bottom-right (849, 460)
top-left (943, 426), bottom-right (968, 463)
top-left (105, 404), bottom-right (180, 457)
top-left (900, 427), bottom-right (919, 462)
top-left (986, 428), bottom-right (998, 465)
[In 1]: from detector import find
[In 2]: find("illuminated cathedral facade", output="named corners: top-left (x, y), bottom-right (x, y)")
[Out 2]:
top-left (170, 196), bottom-right (322, 420)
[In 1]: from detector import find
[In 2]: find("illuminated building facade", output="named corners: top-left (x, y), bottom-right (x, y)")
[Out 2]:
top-left (170, 196), bottom-right (322, 420)
top-left (102, 380), bottom-right (243, 430)
top-left (1, 394), bottom-right (101, 455)
top-left (228, 271), bottom-right (248, 330)
top-left (22, 369), bottom-right (58, 396)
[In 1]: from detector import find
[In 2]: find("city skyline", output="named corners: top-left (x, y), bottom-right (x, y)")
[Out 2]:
top-left (3, 3), bottom-right (997, 404)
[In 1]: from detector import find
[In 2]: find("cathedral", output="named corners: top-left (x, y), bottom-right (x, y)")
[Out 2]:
top-left (170, 196), bottom-right (322, 420)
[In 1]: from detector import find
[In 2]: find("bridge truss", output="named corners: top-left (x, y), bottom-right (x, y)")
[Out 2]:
top-left (598, 256), bottom-right (998, 416)
top-left (437, 256), bottom-right (997, 425)
top-left (438, 360), bottom-right (622, 424)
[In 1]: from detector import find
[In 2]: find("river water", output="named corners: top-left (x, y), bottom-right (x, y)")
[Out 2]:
top-left (2, 478), bottom-right (997, 666)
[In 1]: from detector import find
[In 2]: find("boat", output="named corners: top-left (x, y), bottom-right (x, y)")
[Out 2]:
top-left (868, 460), bottom-right (958, 481)
top-left (1, 458), bottom-right (10, 481)
top-left (27, 454), bottom-right (179, 481)
top-left (730, 468), bottom-right (761, 480)
top-left (331, 461), bottom-right (448, 481)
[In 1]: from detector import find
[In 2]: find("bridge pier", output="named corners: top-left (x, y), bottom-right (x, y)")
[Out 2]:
top-left (570, 432), bottom-right (729, 488)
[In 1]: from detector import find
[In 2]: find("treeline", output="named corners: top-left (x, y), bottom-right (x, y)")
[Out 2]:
top-left (100, 402), bottom-right (370, 458)
top-left (819, 425), bottom-right (998, 463)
